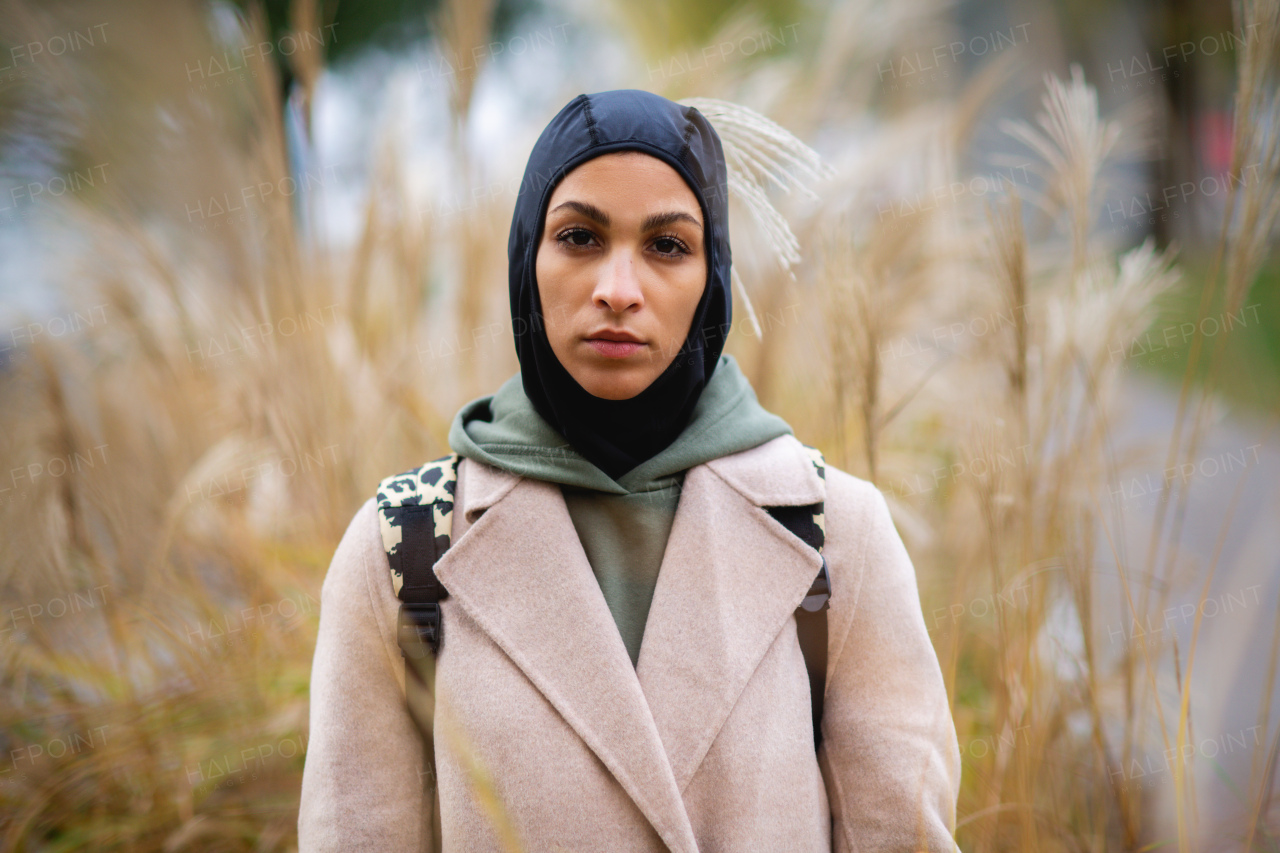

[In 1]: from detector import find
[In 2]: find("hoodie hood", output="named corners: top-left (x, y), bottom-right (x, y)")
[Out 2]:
top-left (506, 89), bottom-right (735, 481)
top-left (448, 354), bottom-right (792, 495)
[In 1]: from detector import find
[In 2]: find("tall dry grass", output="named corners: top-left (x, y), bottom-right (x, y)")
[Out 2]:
top-left (0, 0), bottom-right (1277, 851)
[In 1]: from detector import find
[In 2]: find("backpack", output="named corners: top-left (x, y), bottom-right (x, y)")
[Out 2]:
top-left (375, 448), bottom-right (831, 813)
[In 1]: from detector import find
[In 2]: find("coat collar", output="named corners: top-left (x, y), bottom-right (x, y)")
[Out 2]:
top-left (434, 435), bottom-right (823, 850)
top-left (702, 431), bottom-right (824, 506)
top-left (457, 432), bottom-right (824, 513)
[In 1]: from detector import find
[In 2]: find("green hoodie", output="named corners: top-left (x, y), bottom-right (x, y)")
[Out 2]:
top-left (448, 354), bottom-right (792, 665)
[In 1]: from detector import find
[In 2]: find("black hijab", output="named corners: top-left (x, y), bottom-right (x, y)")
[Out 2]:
top-left (508, 89), bottom-right (733, 481)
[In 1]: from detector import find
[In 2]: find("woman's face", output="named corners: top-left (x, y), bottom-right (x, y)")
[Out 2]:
top-left (535, 151), bottom-right (707, 400)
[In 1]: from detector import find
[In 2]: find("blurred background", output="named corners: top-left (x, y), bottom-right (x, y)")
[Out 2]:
top-left (0, 0), bottom-right (1277, 850)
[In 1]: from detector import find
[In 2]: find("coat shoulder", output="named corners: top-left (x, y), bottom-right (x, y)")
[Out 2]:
top-left (813, 460), bottom-right (917, 629)
top-left (322, 496), bottom-right (385, 600)
top-left (819, 461), bottom-right (882, 507)
top-left (320, 497), bottom-right (403, 675)
top-left (815, 458), bottom-right (893, 541)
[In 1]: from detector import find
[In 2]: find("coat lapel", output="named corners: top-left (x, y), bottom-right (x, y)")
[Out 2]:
top-left (636, 435), bottom-right (826, 793)
top-left (433, 461), bottom-right (701, 853)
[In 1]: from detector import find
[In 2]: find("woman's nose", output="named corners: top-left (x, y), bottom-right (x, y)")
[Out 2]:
top-left (592, 247), bottom-right (644, 313)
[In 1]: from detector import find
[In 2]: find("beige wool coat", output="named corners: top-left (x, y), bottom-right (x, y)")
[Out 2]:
top-left (298, 434), bottom-right (962, 852)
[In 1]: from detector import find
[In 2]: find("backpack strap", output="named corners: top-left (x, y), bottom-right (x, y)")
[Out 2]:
top-left (376, 453), bottom-right (460, 658)
top-left (375, 452), bottom-right (460, 850)
top-left (764, 443), bottom-right (830, 751)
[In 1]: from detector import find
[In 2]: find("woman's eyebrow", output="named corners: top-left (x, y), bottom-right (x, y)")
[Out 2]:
top-left (549, 200), bottom-right (610, 226)
top-left (641, 211), bottom-right (702, 232)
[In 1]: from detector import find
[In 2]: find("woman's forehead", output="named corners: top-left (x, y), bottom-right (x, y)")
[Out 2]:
top-left (547, 152), bottom-right (702, 218)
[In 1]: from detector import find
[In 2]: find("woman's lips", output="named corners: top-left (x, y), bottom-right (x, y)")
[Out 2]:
top-left (586, 339), bottom-right (645, 358)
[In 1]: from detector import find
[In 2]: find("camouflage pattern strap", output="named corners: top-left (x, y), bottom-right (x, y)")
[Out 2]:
top-left (765, 442), bottom-right (828, 609)
top-left (792, 443), bottom-right (829, 752)
top-left (375, 454), bottom-right (461, 599)
top-left (374, 454), bottom-right (459, 847)
top-left (798, 442), bottom-right (826, 554)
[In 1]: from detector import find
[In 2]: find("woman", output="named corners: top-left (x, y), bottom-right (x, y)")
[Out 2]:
top-left (299, 89), bottom-right (961, 852)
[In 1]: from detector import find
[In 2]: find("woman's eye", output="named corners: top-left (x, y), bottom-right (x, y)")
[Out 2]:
top-left (653, 236), bottom-right (688, 256)
top-left (557, 228), bottom-right (595, 248)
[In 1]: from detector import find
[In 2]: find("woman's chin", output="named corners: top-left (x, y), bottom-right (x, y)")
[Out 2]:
top-left (570, 364), bottom-right (659, 400)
